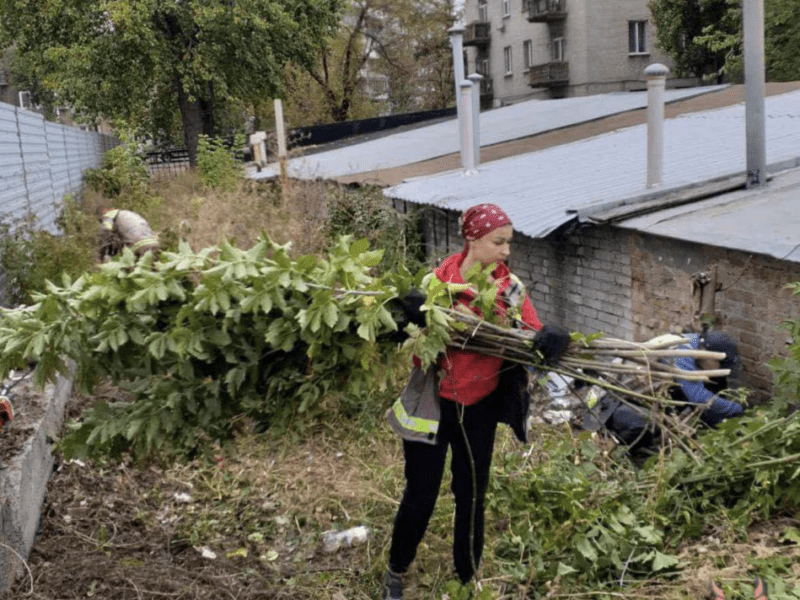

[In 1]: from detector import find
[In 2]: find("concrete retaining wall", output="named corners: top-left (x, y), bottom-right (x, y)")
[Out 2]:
top-left (0, 369), bottom-right (73, 597)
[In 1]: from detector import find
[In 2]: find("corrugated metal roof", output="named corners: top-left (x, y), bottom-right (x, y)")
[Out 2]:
top-left (383, 89), bottom-right (800, 240)
top-left (250, 86), bottom-right (726, 181)
top-left (617, 165), bottom-right (800, 263)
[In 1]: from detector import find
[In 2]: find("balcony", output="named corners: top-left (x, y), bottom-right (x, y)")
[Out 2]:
top-left (526, 0), bottom-right (567, 22)
top-left (463, 21), bottom-right (491, 47)
top-left (528, 62), bottom-right (569, 87)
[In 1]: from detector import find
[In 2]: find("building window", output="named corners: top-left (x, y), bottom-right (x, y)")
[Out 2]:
top-left (504, 46), bottom-right (513, 76)
top-left (477, 54), bottom-right (490, 77)
top-left (552, 37), bottom-right (564, 62)
top-left (629, 20), bottom-right (648, 54)
top-left (503, 0), bottom-right (510, 17)
top-left (478, 0), bottom-right (488, 22)
top-left (523, 39), bottom-right (533, 71)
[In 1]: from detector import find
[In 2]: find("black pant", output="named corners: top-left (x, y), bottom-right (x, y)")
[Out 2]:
top-left (388, 395), bottom-right (501, 584)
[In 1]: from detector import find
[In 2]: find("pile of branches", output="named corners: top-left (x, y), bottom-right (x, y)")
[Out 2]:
top-left (442, 308), bottom-right (731, 458)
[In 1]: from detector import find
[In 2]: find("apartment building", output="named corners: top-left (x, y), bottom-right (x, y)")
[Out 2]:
top-left (462, 0), bottom-right (697, 106)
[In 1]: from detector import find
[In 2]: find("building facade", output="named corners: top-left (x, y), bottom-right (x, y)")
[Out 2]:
top-left (462, 0), bottom-right (697, 106)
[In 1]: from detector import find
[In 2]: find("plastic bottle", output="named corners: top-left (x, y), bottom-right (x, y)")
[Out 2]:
top-left (321, 526), bottom-right (370, 553)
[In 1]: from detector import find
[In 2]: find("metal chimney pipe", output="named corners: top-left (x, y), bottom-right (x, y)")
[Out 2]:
top-left (743, 0), bottom-right (766, 187)
top-left (467, 73), bottom-right (483, 167)
top-left (645, 63), bottom-right (669, 188)
top-left (459, 80), bottom-right (476, 174)
top-left (448, 25), bottom-right (466, 126)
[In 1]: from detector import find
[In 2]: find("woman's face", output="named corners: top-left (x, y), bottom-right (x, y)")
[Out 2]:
top-left (469, 224), bottom-right (513, 267)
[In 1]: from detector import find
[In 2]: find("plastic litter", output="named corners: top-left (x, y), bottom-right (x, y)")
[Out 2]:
top-left (321, 526), bottom-right (370, 553)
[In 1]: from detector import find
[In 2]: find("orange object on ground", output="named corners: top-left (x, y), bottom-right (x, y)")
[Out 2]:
top-left (753, 577), bottom-right (769, 600)
top-left (0, 395), bottom-right (12, 427)
top-left (708, 580), bottom-right (726, 600)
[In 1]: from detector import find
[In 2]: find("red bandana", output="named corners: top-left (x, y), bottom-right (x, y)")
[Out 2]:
top-left (460, 203), bottom-right (512, 241)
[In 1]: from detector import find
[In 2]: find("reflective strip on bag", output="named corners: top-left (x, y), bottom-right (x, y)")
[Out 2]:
top-left (101, 209), bottom-right (119, 230)
top-left (391, 398), bottom-right (438, 435)
top-left (131, 237), bottom-right (159, 251)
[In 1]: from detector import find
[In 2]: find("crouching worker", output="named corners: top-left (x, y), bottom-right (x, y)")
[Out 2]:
top-left (381, 203), bottom-right (570, 599)
top-left (584, 330), bottom-right (745, 454)
top-left (98, 207), bottom-right (160, 261)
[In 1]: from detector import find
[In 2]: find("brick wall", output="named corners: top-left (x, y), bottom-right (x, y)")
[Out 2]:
top-left (404, 201), bottom-right (800, 403)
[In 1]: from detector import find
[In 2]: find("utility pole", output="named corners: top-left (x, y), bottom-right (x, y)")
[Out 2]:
top-left (743, 0), bottom-right (766, 188)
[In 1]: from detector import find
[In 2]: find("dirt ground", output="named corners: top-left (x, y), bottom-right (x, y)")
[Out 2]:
top-left (0, 372), bottom-right (44, 467)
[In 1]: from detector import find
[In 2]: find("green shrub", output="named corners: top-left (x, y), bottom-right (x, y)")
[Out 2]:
top-left (0, 196), bottom-right (97, 306)
top-left (196, 135), bottom-right (244, 191)
top-left (84, 143), bottom-right (151, 199)
top-left (325, 184), bottom-right (426, 275)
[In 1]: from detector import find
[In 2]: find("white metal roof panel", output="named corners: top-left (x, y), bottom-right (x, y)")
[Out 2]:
top-left (383, 89), bottom-right (800, 240)
top-left (251, 86), bottom-right (727, 181)
top-left (617, 166), bottom-right (800, 263)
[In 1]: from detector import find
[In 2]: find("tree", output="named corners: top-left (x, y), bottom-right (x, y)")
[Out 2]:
top-left (648, 0), bottom-right (738, 82)
top-left (278, 0), bottom-right (460, 126)
top-left (374, 0), bottom-right (461, 113)
top-left (649, 0), bottom-right (800, 83)
top-left (0, 0), bottom-right (342, 164)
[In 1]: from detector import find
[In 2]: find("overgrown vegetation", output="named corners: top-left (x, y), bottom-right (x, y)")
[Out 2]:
top-left (3, 156), bottom-right (800, 599)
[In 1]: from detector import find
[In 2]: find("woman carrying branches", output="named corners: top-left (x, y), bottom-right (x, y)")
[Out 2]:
top-left (382, 203), bottom-right (570, 599)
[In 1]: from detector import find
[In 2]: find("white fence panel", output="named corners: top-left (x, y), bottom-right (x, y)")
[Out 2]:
top-left (0, 104), bottom-right (27, 224)
top-left (0, 105), bottom-right (117, 234)
top-left (46, 121), bottom-right (73, 211)
top-left (17, 109), bottom-right (58, 232)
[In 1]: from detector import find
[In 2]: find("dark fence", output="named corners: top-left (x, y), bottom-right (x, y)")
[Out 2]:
top-left (142, 149), bottom-right (191, 178)
top-left (288, 106), bottom-right (456, 149)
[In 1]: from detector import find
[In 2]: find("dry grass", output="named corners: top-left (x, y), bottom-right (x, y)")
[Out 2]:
top-left (144, 174), bottom-right (333, 255)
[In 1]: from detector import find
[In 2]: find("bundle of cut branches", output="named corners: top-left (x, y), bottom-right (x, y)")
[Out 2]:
top-left (442, 307), bottom-right (731, 458)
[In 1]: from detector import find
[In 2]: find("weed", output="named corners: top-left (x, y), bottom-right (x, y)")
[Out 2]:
top-left (196, 135), bottom-right (244, 191)
top-left (0, 196), bottom-right (97, 305)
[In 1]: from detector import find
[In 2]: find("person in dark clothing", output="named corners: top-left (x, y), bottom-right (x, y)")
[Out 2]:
top-left (382, 203), bottom-right (570, 600)
top-left (585, 331), bottom-right (744, 453)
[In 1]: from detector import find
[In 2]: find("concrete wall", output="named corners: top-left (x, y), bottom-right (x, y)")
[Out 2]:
top-left (405, 201), bottom-right (800, 404)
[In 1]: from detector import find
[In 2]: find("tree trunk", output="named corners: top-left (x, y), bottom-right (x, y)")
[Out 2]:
top-left (176, 77), bottom-right (215, 167)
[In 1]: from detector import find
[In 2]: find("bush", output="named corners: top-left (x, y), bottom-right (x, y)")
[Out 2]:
top-left (0, 196), bottom-right (97, 306)
top-left (196, 135), bottom-right (244, 191)
top-left (84, 143), bottom-right (151, 199)
top-left (325, 184), bottom-right (426, 275)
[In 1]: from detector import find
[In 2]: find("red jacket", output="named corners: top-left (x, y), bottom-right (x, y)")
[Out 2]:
top-left (427, 251), bottom-right (542, 405)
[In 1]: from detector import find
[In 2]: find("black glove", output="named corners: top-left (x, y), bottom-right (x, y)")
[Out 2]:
top-left (533, 324), bottom-right (570, 365)
top-left (385, 289), bottom-right (426, 343)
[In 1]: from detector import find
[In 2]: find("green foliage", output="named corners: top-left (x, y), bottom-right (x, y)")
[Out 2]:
top-left (324, 184), bottom-right (426, 275)
top-left (649, 0), bottom-right (800, 83)
top-left (0, 0), bottom-right (343, 159)
top-left (488, 430), bottom-right (679, 591)
top-left (84, 143), bottom-right (151, 199)
top-left (0, 235), bottom-right (429, 460)
top-left (0, 197), bottom-right (97, 306)
top-left (648, 0), bottom-right (736, 81)
top-left (489, 288), bottom-right (800, 594)
top-left (196, 135), bottom-right (244, 191)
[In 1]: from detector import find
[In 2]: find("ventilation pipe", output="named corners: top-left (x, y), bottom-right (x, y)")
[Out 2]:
top-left (467, 73), bottom-right (482, 167)
top-left (459, 81), bottom-right (477, 174)
top-left (645, 63), bottom-right (669, 188)
top-left (448, 25), bottom-right (466, 127)
top-left (743, 0), bottom-right (766, 188)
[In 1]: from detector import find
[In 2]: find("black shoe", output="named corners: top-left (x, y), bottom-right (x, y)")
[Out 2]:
top-left (381, 569), bottom-right (403, 600)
